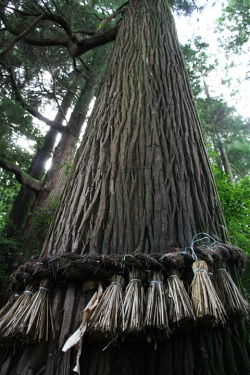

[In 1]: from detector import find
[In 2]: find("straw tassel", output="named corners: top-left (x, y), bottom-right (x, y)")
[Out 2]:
top-left (144, 271), bottom-right (169, 341)
top-left (23, 279), bottom-right (54, 342)
top-left (215, 266), bottom-right (249, 319)
top-left (123, 270), bottom-right (144, 335)
top-left (0, 293), bottom-right (19, 320)
top-left (190, 260), bottom-right (227, 325)
top-left (0, 287), bottom-right (35, 342)
top-left (88, 275), bottom-right (125, 340)
top-left (166, 269), bottom-right (195, 330)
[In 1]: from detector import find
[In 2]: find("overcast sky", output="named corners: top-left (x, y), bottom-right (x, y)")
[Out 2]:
top-left (175, 1), bottom-right (249, 118)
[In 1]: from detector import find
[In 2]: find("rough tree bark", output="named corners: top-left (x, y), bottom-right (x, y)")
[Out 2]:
top-left (41, 0), bottom-right (227, 257)
top-left (0, 1), bottom-right (249, 374)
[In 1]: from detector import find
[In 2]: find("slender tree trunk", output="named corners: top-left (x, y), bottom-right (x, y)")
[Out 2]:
top-left (23, 76), bottom-right (96, 250)
top-left (215, 131), bottom-right (234, 184)
top-left (5, 91), bottom-right (73, 238)
top-left (202, 80), bottom-right (234, 183)
top-left (0, 1), bottom-right (249, 374)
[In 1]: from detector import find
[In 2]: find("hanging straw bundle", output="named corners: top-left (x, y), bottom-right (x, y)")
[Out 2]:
top-left (123, 270), bottom-right (144, 336)
top-left (3, 280), bottom-right (54, 343)
top-left (0, 293), bottom-right (19, 320)
top-left (0, 287), bottom-right (35, 342)
top-left (190, 260), bottom-right (227, 325)
top-left (23, 279), bottom-right (54, 342)
top-left (144, 271), bottom-right (169, 341)
top-left (88, 274), bottom-right (125, 340)
top-left (166, 269), bottom-right (195, 330)
top-left (215, 266), bottom-right (249, 319)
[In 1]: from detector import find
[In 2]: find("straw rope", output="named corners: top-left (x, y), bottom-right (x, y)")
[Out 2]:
top-left (10, 244), bottom-right (246, 290)
top-left (1, 255), bottom-right (249, 348)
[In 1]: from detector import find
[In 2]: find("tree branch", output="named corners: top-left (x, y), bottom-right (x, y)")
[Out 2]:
top-left (0, 158), bottom-right (42, 192)
top-left (45, 53), bottom-right (68, 125)
top-left (0, 3), bottom-right (119, 58)
top-left (96, 2), bottom-right (127, 30)
top-left (0, 14), bottom-right (46, 57)
top-left (22, 37), bottom-right (71, 47)
top-left (0, 2), bottom-right (119, 58)
top-left (8, 67), bottom-right (66, 132)
top-left (22, 25), bottom-right (119, 57)
top-left (230, 164), bottom-right (245, 179)
top-left (72, 26), bottom-right (119, 58)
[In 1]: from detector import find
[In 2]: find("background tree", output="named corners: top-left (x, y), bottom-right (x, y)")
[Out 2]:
top-left (0, 0), bottom-right (125, 247)
top-left (183, 34), bottom-right (250, 255)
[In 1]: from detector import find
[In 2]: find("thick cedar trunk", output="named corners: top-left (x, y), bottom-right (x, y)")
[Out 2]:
top-left (41, 0), bottom-right (227, 258)
top-left (23, 77), bottom-right (96, 250)
top-left (5, 91), bottom-right (73, 238)
top-left (1, 1), bottom-right (249, 374)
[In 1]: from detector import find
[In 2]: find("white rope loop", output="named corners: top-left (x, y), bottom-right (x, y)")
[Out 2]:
top-left (130, 278), bottom-right (141, 283)
top-left (110, 281), bottom-right (123, 288)
top-left (40, 286), bottom-right (50, 292)
top-left (193, 268), bottom-right (207, 275)
top-left (150, 280), bottom-right (163, 285)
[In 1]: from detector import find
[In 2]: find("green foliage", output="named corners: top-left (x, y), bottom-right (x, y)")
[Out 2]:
top-left (228, 141), bottom-right (250, 177)
top-left (27, 195), bottom-right (60, 254)
top-left (0, 172), bottom-right (20, 233)
top-left (182, 37), bottom-right (218, 97)
top-left (0, 229), bottom-right (20, 287)
top-left (0, 98), bottom-right (43, 161)
top-left (169, 0), bottom-right (205, 15)
top-left (0, 97), bottom-right (44, 232)
top-left (213, 167), bottom-right (250, 254)
top-left (197, 97), bottom-right (250, 179)
top-left (217, 0), bottom-right (250, 54)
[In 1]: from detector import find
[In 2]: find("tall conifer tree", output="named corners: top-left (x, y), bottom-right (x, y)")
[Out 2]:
top-left (0, 1), bottom-right (249, 374)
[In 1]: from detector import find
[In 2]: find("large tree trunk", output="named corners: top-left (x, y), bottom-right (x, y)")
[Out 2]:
top-left (0, 1), bottom-right (249, 374)
top-left (41, 0), bottom-right (227, 258)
